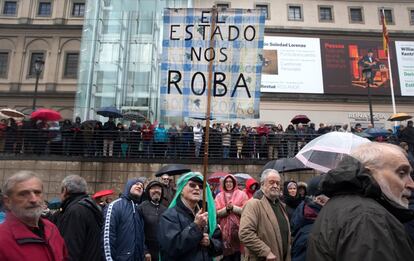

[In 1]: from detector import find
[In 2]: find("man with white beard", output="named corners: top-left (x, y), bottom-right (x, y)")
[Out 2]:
top-left (307, 143), bottom-right (414, 261)
top-left (0, 171), bottom-right (68, 260)
top-left (138, 180), bottom-right (167, 261)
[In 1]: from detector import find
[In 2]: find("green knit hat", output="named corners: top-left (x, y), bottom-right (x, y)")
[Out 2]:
top-left (169, 172), bottom-right (217, 237)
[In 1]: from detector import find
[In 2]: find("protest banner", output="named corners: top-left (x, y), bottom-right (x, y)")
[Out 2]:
top-left (160, 8), bottom-right (265, 119)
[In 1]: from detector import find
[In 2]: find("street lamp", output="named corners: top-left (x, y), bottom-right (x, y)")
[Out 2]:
top-left (32, 57), bottom-right (44, 112)
top-left (362, 67), bottom-right (375, 127)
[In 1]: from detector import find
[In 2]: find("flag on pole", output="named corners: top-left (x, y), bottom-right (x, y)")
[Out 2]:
top-left (381, 9), bottom-right (389, 53)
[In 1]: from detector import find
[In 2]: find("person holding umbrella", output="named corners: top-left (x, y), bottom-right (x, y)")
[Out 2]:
top-left (158, 172), bottom-right (223, 260)
top-left (103, 117), bottom-right (117, 157)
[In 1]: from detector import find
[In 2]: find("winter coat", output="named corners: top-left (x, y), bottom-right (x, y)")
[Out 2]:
top-left (137, 181), bottom-right (167, 259)
top-left (215, 174), bottom-right (248, 256)
top-left (290, 198), bottom-right (322, 261)
top-left (102, 178), bottom-right (145, 261)
top-left (142, 124), bottom-right (154, 141)
top-left (306, 156), bottom-right (414, 261)
top-left (404, 191), bottom-right (414, 244)
top-left (54, 194), bottom-right (103, 261)
top-left (158, 197), bottom-right (223, 261)
top-left (154, 127), bottom-right (168, 143)
top-left (239, 192), bottom-right (291, 261)
top-left (103, 120), bottom-right (117, 140)
top-left (0, 213), bottom-right (68, 261)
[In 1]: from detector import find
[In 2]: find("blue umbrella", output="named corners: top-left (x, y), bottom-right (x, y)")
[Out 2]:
top-left (363, 127), bottom-right (390, 138)
top-left (96, 107), bottom-right (123, 118)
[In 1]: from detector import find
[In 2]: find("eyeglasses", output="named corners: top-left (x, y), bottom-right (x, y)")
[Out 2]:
top-left (162, 178), bottom-right (170, 181)
top-left (187, 182), bottom-right (202, 189)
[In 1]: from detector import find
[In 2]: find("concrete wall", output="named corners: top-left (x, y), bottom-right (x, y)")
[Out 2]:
top-left (0, 160), bottom-right (316, 199)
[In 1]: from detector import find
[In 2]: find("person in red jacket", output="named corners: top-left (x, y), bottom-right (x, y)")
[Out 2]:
top-left (243, 178), bottom-right (259, 199)
top-left (0, 171), bottom-right (68, 261)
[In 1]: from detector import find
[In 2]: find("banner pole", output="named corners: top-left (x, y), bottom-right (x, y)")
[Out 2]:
top-left (202, 6), bottom-right (217, 211)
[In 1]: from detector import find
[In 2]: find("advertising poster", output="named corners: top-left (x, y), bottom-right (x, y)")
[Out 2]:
top-left (321, 39), bottom-right (398, 95)
top-left (160, 8), bottom-right (265, 119)
top-left (395, 41), bottom-right (414, 96)
top-left (261, 36), bottom-right (324, 93)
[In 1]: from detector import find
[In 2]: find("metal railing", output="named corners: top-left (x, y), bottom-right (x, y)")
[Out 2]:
top-left (0, 129), bottom-right (325, 160)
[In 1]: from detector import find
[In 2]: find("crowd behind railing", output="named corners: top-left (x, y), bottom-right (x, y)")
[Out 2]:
top-left (1, 117), bottom-right (413, 159)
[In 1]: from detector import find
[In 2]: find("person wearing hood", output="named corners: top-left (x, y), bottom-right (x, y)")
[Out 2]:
top-left (154, 123), bottom-right (168, 158)
top-left (138, 180), bottom-right (167, 261)
top-left (307, 143), bottom-right (414, 261)
top-left (243, 178), bottom-right (259, 199)
top-left (291, 176), bottom-right (329, 261)
top-left (282, 181), bottom-right (302, 220)
top-left (215, 174), bottom-right (248, 260)
top-left (54, 175), bottom-right (103, 261)
top-left (102, 178), bottom-right (146, 261)
top-left (158, 172), bottom-right (223, 260)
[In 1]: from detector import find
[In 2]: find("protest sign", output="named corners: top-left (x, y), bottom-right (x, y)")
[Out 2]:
top-left (160, 8), bottom-right (265, 119)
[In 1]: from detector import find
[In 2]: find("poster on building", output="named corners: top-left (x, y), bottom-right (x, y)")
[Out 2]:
top-left (321, 39), bottom-right (398, 96)
top-left (261, 36), bottom-right (324, 93)
top-left (395, 41), bottom-right (414, 96)
top-left (160, 8), bottom-right (265, 119)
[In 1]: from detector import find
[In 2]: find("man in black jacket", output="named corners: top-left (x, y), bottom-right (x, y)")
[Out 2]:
top-left (138, 181), bottom-right (167, 260)
top-left (307, 143), bottom-right (414, 261)
top-left (54, 175), bottom-right (103, 261)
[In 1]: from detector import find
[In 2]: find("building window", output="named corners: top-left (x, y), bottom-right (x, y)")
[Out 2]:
top-left (38, 2), bottom-right (51, 16)
top-left (349, 7), bottom-right (363, 23)
top-left (64, 53), bottom-right (79, 78)
top-left (28, 53), bottom-right (45, 77)
top-left (410, 9), bottom-right (414, 25)
top-left (255, 4), bottom-right (270, 20)
top-left (288, 5), bottom-right (302, 21)
top-left (0, 52), bottom-right (9, 78)
top-left (381, 9), bottom-right (394, 24)
top-left (72, 2), bottom-right (85, 17)
top-left (216, 3), bottom-right (230, 9)
top-left (3, 1), bottom-right (17, 15)
top-left (319, 6), bottom-right (333, 22)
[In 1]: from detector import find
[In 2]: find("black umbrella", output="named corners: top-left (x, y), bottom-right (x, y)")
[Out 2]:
top-left (96, 107), bottom-right (123, 118)
top-left (261, 157), bottom-right (311, 174)
top-left (155, 164), bottom-right (191, 177)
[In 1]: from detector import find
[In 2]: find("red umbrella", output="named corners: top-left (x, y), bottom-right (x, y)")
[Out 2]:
top-left (207, 172), bottom-right (229, 184)
top-left (291, 115), bottom-right (310, 124)
top-left (92, 189), bottom-right (114, 199)
top-left (31, 109), bottom-right (62, 121)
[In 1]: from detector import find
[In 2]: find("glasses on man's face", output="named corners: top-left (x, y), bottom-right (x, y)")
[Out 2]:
top-left (187, 182), bottom-right (202, 190)
top-left (162, 178), bottom-right (170, 181)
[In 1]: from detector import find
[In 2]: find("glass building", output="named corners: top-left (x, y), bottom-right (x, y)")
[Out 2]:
top-left (75, 0), bottom-right (192, 122)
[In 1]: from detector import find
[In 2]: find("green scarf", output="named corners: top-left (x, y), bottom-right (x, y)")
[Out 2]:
top-left (169, 172), bottom-right (217, 238)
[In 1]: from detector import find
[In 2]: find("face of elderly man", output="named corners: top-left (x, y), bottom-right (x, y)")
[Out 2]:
top-left (370, 148), bottom-right (414, 208)
top-left (4, 177), bottom-right (44, 223)
top-left (261, 171), bottom-right (281, 201)
top-left (182, 180), bottom-right (202, 203)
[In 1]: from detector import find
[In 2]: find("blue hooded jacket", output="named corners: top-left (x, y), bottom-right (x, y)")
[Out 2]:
top-left (102, 178), bottom-right (145, 261)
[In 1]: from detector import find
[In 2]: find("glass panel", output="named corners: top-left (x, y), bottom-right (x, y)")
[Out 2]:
top-left (3, 1), bottom-right (17, 15)
top-left (289, 6), bottom-right (301, 20)
top-left (72, 3), bottom-right (85, 17)
top-left (350, 8), bottom-right (363, 22)
top-left (320, 7), bottom-right (332, 21)
top-left (38, 2), bottom-right (51, 16)
top-left (255, 4), bottom-right (268, 19)
top-left (0, 52), bottom-right (9, 78)
top-left (384, 9), bottom-right (393, 23)
top-left (64, 53), bottom-right (79, 77)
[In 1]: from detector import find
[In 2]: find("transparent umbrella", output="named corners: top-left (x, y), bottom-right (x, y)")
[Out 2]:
top-left (295, 132), bottom-right (370, 173)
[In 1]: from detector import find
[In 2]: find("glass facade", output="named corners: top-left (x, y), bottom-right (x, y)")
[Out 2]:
top-left (75, 0), bottom-right (191, 122)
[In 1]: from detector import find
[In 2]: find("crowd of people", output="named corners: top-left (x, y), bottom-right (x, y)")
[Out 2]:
top-left (0, 142), bottom-right (413, 260)
top-left (1, 116), bottom-right (414, 160)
